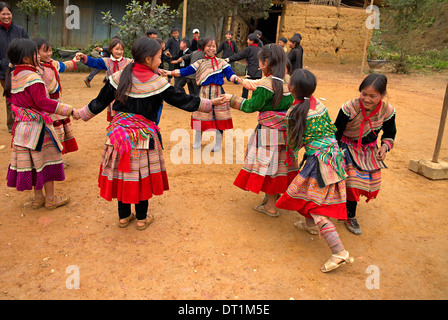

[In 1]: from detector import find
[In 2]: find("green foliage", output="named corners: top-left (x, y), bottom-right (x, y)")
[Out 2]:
top-left (16, 0), bottom-right (55, 38)
top-left (102, 1), bottom-right (179, 46)
top-left (370, 30), bottom-right (448, 73)
top-left (237, 0), bottom-right (272, 21)
top-left (375, 0), bottom-right (448, 73)
top-left (16, 0), bottom-right (55, 17)
top-left (187, 0), bottom-right (271, 42)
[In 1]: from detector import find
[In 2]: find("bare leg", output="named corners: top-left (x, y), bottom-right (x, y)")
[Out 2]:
top-left (263, 193), bottom-right (279, 214)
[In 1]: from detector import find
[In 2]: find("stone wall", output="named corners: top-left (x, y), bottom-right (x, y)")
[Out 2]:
top-left (279, 3), bottom-right (373, 64)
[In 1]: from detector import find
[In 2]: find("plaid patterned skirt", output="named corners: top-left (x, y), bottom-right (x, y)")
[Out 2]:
top-left (191, 84), bottom-right (233, 131)
top-left (339, 140), bottom-right (382, 202)
top-left (98, 132), bottom-right (169, 204)
top-left (6, 129), bottom-right (65, 191)
top-left (276, 156), bottom-right (347, 220)
top-left (234, 126), bottom-right (299, 194)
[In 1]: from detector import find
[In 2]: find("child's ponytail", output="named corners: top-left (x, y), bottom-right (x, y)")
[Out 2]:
top-left (258, 44), bottom-right (286, 109)
top-left (287, 98), bottom-right (311, 151)
top-left (287, 69), bottom-right (317, 151)
top-left (115, 63), bottom-right (134, 104)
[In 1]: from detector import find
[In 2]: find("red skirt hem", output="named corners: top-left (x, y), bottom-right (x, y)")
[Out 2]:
top-left (234, 169), bottom-right (299, 195)
top-left (276, 194), bottom-right (347, 220)
top-left (98, 166), bottom-right (169, 204)
top-left (191, 118), bottom-right (233, 131)
top-left (346, 187), bottom-right (379, 203)
top-left (61, 138), bottom-right (79, 155)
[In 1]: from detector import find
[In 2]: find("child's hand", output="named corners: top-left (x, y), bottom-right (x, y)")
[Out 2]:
top-left (73, 54), bottom-right (81, 63)
top-left (221, 94), bottom-right (232, 103)
top-left (72, 109), bottom-right (80, 120)
top-left (376, 145), bottom-right (388, 161)
top-left (158, 69), bottom-right (169, 77)
top-left (95, 47), bottom-right (103, 52)
top-left (75, 52), bottom-right (85, 61)
top-left (234, 77), bottom-right (243, 84)
top-left (212, 96), bottom-right (226, 105)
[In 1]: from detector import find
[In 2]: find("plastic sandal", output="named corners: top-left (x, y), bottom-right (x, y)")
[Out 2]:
top-left (118, 213), bottom-right (136, 228)
top-left (321, 251), bottom-right (354, 273)
top-left (294, 220), bottom-right (319, 235)
top-left (137, 214), bottom-right (154, 231)
top-left (45, 196), bottom-right (70, 211)
top-left (253, 204), bottom-right (281, 217)
top-left (32, 197), bottom-right (46, 210)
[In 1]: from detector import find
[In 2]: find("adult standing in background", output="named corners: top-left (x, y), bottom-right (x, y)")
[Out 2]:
top-left (0, 2), bottom-right (28, 132)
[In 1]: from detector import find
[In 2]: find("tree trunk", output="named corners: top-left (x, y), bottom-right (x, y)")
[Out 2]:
top-left (150, 0), bottom-right (157, 18)
top-left (230, 7), bottom-right (238, 32)
top-left (33, 15), bottom-right (38, 39)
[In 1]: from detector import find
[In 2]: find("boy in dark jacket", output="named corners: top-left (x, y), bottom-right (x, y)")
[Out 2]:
top-left (217, 31), bottom-right (238, 69)
top-left (226, 33), bottom-right (262, 99)
top-left (165, 27), bottom-right (180, 84)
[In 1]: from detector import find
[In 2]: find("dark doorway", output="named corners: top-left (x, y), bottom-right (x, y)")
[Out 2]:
top-left (254, 4), bottom-right (283, 45)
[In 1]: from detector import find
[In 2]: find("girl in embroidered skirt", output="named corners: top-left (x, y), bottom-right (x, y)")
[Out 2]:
top-left (275, 69), bottom-right (353, 273)
top-left (76, 38), bottom-right (132, 121)
top-left (4, 38), bottom-right (75, 210)
top-left (334, 74), bottom-right (396, 235)
top-left (164, 37), bottom-right (242, 152)
top-left (34, 38), bottom-right (79, 157)
top-left (222, 44), bottom-right (299, 217)
top-left (73, 37), bottom-right (224, 231)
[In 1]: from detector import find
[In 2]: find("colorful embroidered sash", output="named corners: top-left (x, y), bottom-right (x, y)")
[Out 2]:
top-left (106, 112), bottom-right (159, 172)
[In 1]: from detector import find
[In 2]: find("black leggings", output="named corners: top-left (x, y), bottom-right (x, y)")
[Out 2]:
top-left (118, 200), bottom-right (148, 220)
top-left (347, 201), bottom-right (357, 219)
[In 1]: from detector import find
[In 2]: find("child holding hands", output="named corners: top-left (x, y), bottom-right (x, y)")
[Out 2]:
top-left (5, 39), bottom-right (76, 210)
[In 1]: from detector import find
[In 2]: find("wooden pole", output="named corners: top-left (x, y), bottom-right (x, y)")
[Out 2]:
top-left (62, 0), bottom-right (69, 47)
top-left (182, 0), bottom-right (187, 38)
top-left (432, 83), bottom-right (448, 163)
top-left (276, 15), bottom-right (281, 44)
top-left (361, 0), bottom-right (374, 74)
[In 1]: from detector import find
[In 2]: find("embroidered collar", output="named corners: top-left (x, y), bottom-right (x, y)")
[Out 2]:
top-left (13, 64), bottom-right (37, 76)
top-left (133, 63), bottom-right (155, 83)
top-left (110, 56), bottom-right (124, 62)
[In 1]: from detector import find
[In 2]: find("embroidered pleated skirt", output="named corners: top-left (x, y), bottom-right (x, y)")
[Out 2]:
top-left (276, 156), bottom-right (347, 220)
top-left (6, 128), bottom-right (65, 191)
top-left (233, 125), bottom-right (299, 195)
top-left (191, 84), bottom-right (233, 131)
top-left (98, 131), bottom-right (169, 204)
top-left (339, 139), bottom-right (383, 203)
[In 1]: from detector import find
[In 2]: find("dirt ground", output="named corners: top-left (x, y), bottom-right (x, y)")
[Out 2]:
top-left (0, 63), bottom-right (447, 301)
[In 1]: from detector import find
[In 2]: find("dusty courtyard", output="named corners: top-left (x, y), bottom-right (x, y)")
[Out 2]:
top-left (0, 63), bottom-right (447, 300)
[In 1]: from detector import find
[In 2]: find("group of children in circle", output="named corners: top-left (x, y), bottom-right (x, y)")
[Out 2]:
top-left (4, 24), bottom-right (396, 273)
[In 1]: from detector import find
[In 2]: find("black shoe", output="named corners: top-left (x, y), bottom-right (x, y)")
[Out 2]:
top-left (84, 78), bottom-right (91, 87)
top-left (344, 218), bottom-right (362, 235)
